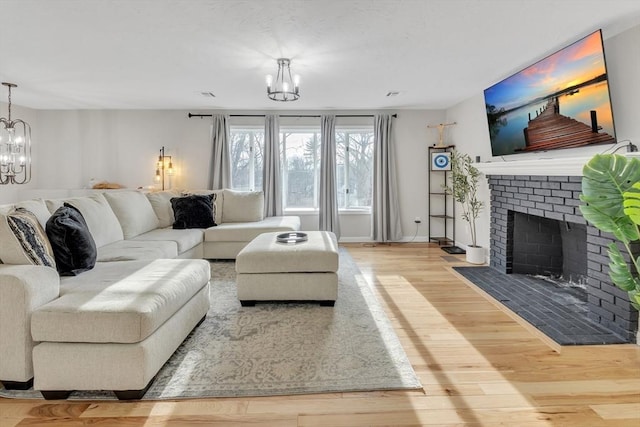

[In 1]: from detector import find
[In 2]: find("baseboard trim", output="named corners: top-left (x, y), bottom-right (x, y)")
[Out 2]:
top-left (338, 236), bottom-right (429, 243)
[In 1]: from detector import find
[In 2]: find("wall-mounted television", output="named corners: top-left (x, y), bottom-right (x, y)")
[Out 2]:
top-left (484, 29), bottom-right (616, 157)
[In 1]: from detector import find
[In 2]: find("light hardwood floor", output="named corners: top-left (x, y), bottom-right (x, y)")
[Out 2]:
top-left (1, 243), bottom-right (639, 426)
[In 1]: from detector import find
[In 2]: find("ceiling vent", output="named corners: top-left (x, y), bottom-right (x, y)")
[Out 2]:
top-left (200, 92), bottom-right (216, 98)
top-left (386, 91), bottom-right (401, 97)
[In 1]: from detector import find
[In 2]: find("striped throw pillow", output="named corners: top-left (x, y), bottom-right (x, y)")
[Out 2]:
top-left (1, 207), bottom-right (56, 267)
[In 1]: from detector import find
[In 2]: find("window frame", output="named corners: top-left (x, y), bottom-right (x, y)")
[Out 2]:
top-left (335, 126), bottom-right (374, 213)
top-left (280, 126), bottom-right (322, 211)
top-left (229, 126), bottom-right (264, 192)
top-left (230, 124), bottom-right (374, 214)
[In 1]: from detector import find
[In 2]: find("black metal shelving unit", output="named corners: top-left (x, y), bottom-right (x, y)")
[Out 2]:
top-left (428, 145), bottom-right (465, 254)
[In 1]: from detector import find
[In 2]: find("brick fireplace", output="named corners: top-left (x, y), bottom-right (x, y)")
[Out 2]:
top-left (487, 174), bottom-right (638, 341)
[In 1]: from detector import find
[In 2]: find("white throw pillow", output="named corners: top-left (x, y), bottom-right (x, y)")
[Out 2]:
top-left (104, 191), bottom-right (160, 239)
top-left (146, 190), bottom-right (181, 228)
top-left (48, 193), bottom-right (124, 248)
top-left (222, 189), bottom-right (264, 223)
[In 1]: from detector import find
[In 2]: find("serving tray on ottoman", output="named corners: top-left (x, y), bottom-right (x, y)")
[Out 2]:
top-left (235, 231), bottom-right (339, 306)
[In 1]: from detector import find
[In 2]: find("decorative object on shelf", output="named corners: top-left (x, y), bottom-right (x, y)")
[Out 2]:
top-left (443, 149), bottom-right (485, 264)
top-left (92, 181), bottom-right (125, 190)
top-left (431, 151), bottom-right (451, 171)
top-left (0, 82), bottom-right (31, 185)
top-left (154, 146), bottom-right (174, 190)
top-left (266, 58), bottom-right (300, 102)
top-left (579, 153), bottom-right (640, 310)
top-left (427, 122), bottom-right (456, 147)
top-left (276, 231), bottom-right (308, 244)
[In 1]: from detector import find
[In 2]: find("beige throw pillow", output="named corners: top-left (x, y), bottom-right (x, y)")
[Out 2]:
top-left (104, 191), bottom-right (159, 238)
top-left (146, 190), bottom-right (181, 228)
top-left (221, 189), bottom-right (264, 223)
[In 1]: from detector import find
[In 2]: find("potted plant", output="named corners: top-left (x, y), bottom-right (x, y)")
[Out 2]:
top-left (444, 149), bottom-right (485, 264)
top-left (579, 153), bottom-right (640, 310)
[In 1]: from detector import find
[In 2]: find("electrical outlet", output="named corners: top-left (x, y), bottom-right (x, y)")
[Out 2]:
top-left (414, 217), bottom-right (421, 224)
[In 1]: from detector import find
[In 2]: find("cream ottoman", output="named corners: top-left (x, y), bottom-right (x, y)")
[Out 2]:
top-left (236, 231), bottom-right (339, 306)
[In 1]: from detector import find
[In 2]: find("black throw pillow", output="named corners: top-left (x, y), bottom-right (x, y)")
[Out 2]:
top-left (170, 194), bottom-right (217, 229)
top-left (45, 203), bottom-right (97, 276)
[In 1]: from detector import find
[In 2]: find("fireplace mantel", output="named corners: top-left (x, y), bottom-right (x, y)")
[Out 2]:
top-left (475, 152), bottom-right (639, 176)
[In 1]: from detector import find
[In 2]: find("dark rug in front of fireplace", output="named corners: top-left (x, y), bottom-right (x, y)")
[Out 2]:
top-left (453, 267), bottom-right (630, 345)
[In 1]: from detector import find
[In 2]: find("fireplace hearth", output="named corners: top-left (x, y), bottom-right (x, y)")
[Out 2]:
top-left (453, 266), bottom-right (625, 345)
top-left (486, 174), bottom-right (638, 342)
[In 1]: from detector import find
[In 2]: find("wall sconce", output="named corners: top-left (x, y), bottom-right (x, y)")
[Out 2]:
top-left (154, 146), bottom-right (174, 190)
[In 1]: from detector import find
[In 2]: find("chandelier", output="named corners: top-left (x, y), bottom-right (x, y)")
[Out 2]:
top-left (0, 82), bottom-right (31, 185)
top-left (266, 58), bottom-right (300, 102)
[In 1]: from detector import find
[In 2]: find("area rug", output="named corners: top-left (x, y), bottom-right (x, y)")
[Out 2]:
top-left (0, 249), bottom-right (422, 400)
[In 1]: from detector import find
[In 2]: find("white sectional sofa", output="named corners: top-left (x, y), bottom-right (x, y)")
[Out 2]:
top-left (0, 188), bottom-right (299, 399)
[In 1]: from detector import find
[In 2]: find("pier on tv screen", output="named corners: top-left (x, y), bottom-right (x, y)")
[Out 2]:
top-left (484, 29), bottom-right (616, 157)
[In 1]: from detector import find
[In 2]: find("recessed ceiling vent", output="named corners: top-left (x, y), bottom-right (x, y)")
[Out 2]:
top-left (386, 91), bottom-right (400, 97)
top-left (200, 92), bottom-right (216, 98)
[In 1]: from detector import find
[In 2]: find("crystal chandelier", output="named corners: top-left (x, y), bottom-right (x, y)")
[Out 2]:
top-left (0, 82), bottom-right (31, 185)
top-left (266, 58), bottom-right (300, 102)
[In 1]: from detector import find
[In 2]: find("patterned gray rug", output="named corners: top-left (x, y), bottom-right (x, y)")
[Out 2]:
top-left (0, 249), bottom-right (422, 400)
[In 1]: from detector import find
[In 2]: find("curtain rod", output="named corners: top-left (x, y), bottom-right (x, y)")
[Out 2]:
top-left (187, 113), bottom-right (397, 119)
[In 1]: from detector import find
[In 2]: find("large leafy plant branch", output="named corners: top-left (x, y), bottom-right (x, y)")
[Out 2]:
top-left (579, 154), bottom-right (640, 309)
top-left (443, 150), bottom-right (484, 248)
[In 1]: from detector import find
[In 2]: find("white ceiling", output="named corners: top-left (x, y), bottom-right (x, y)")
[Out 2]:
top-left (1, 0), bottom-right (639, 111)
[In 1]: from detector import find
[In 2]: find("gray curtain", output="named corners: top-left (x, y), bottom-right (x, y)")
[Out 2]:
top-left (372, 114), bottom-right (403, 242)
top-left (209, 114), bottom-right (231, 190)
top-left (263, 114), bottom-right (283, 216)
top-left (319, 115), bottom-right (341, 239)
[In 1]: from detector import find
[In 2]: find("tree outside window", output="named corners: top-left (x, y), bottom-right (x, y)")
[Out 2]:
top-left (337, 130), bottom-right (374, 210)
top-left (229, 128), bottom-right (263, 191)
top-left (282, 130), bottom-right (320, 209)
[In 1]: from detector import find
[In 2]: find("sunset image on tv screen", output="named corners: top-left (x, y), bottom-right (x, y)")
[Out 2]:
top-left (484, 30), bottom-right (616, 157)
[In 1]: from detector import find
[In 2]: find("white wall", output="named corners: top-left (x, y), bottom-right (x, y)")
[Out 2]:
top-left (605, 24), bottom-right (640, 145)
top-left (394, 110), bottom-right (447, 240)
top-left (444, 22), bottom-right (640, 253)
top-left (31, 110), bottom-right (207, 191)
top-left (0, 106), bottom-right (445, 241)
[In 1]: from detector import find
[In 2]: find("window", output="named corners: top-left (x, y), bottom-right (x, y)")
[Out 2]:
top-left (281, 130), bottom-right (321, 209)
top-left (230, 125), bottom-right (374, 211)
top-left (336, 129), bottom-right (374, 210)
top-left (229, 128), bottom-right (263, 191)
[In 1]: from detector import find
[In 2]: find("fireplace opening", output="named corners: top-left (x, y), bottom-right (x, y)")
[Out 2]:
top-left (512, 212), bottom-right (588, 293)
